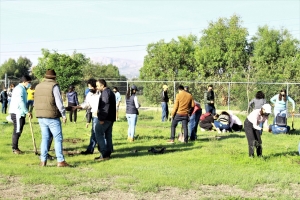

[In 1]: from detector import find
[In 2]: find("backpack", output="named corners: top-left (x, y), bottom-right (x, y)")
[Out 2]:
top-left (275, 112), bottom-right (287, 127)
top-left (200, 112), bottom-right (211, 121)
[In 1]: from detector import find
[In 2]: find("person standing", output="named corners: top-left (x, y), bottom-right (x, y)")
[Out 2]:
top-left (244, 104), bottom-right (271, 157)
top-left (34, 69), bottom-right (69, 167)
top-left (270, 89), bottom-right (295, 118)
top-left (113, 87), bottom-right (122, 121)
top-left (9, 75), bottom-right (32, 154)
top-left (248, 91), bottom-right (266, 113)
top-left (167, 85), bottom-right (194, 143)
top-left (126, 85), bottom-right (140, 142)
top-left (94, 79), bottom-right (116, 161)
top-left (73, 78), bottom-right (101, 154)
top-left (26, 85), bottom-right (35, 113)
top-left (7, 83), bottom-right (15, 106)
top-left (204, 85), bottom-right (216, 115)
top-left (66, 85), bottom-right (79, 123)
top-left (1, 87), bottom-right (8, 114)
top-left (161, 85), bottom-right (169, 122)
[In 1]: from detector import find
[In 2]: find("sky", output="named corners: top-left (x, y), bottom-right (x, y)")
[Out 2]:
top-left (0, 0), bottom-right (299, 66)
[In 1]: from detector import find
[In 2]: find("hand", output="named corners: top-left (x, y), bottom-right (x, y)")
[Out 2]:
top-left (210, 100), bottom-right (214, 104)
top-left (99, 121), bottom-right (104, 124)
top-left (62, 117), bottom-right (67, 124)
top-left (27, 112), bottom-right (32, 119)
top-left (85, 123), bottom-right (90, 128)
top-left (72, 106), bottom-right (79, 111)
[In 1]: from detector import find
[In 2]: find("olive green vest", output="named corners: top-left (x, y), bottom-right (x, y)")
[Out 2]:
top-left (34, 79), bottom-right (61, 118)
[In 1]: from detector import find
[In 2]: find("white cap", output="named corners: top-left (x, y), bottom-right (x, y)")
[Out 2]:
top-left (262, 104), bottom-right (272, 114)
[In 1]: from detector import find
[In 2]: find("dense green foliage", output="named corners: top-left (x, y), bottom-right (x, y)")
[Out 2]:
top-left (0, 56), bottom-right (32, 79)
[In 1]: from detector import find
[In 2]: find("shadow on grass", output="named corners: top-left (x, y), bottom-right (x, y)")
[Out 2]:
top-left (263, 151), bottom-right (299, 160)
top-left (112, 142), bottom-right (196, 159)
top-left (198, 133), bottom-right (245, 142)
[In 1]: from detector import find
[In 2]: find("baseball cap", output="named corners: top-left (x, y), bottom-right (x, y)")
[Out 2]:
top-left (262, 104), bottom-right (272, 114)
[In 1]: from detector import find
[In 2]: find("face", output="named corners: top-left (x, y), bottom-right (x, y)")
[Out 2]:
top-left (261, 108), bottom-right (270, 117)
top-left (280, 92), bottom-right (285, 97)
top-left (24, 81), bottom-right (31, 89)
top-left (96, 81), bottom-right (104, 92)
top-left (113, 89), bottom-right (117, 93)
top-left (208, 86), bottom-right (213, 91)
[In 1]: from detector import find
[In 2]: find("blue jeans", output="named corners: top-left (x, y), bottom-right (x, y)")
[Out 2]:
top-left (171, 114), bottom-right (188, 142)
top-left (126, 114), bottom-right (138, 138)
top-left (205, 104), bottom-right (216, 115)
top-left (95, 120), bottom-right (114, 158)
top-left (38, 118), bottom-right (65, 162)
top-left (188, 109), bottom-right (202, 140)
top-left (2, 100), bottom-right (7, 114)
top-left (161, 102), bottom-right (169, 122)
top-left (214, 121), bottom-right (230, 131)
top-left (27, 100), bottom-right (34, 111)
top-left (86, 117), bottom-right (99, 153)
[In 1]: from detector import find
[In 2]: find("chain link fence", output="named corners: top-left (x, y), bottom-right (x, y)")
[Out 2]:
top-left (1, 78), bottom-right (298, 115)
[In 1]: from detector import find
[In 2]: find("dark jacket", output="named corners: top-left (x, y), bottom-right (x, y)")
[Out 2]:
top-left (126, 94), bottom-right (139, 115)
top-left (97, 88), bottom-right (116, 122)
top-left (161, 91), bottom-right (169, 103)
top-left (204, 90), bottom-right (214, 105)
top-left (67, 91), bottom-right (79, 105)
top-left (1, 91), bottom-right (8, 102)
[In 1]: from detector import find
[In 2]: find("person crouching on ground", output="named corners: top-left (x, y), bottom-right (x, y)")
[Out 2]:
top-left (199, 113), bottom-right (219, 131)
top-left (244, 104), bottom-right (271, 158)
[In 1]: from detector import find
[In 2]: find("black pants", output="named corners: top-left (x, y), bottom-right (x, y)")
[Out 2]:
top-left (11, 113), bottom-right (26, 150)
top-left (231, 124), bottom-right (243, 132)
top-left (68, 102), bottom-right (77, 122)
top-left (170, 114), bottom-right (188, 142)
top-left (2, 101), bottom-right (8, 114)
top-left (244, 118), bottom-right (262, 157)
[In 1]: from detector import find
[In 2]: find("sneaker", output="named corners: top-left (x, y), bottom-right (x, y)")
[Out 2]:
top-left (12, 149), bottom-right (23, 154)
top-left (80, 150), bottom-right (93, 155)
top-left (167, 139), bottom-right (174, 144)
top-left (222, 129), bottom-right (226, 133)
top-left (94, 156), bottom-right (110, 162)
top-left (216, 128), bottom-right (221, 134)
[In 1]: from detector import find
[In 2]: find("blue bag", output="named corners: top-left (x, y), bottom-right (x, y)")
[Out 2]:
top-left (270, 125), bottom-right (290, 134)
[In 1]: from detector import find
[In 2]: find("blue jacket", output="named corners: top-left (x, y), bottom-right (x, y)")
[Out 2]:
top-left (9, 84), bottom-right (29, 118)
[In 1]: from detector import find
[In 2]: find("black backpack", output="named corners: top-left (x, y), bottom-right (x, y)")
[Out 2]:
top-left (275, 111), bottom-right (287, 127)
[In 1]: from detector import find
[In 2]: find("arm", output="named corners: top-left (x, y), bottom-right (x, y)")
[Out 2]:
top-left (75, 92), bottom-right (79, 105)
top-left (53, 85), bottom-right (66, 118)
top-left (133, 96), bottom-right (140, 109)
top-left (171, 94), bottom-right (179, 118)
top-left (270, 95), bottom-right (277, 104)
top-left (287, 96), bottom-right (296, 111)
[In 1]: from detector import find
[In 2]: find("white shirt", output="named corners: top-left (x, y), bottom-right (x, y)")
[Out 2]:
top-left (247, 109), bottom-right (269, 130)
top-left (230, 114), bottom-right (242, 127)
top-left (80, 91), bottom-right (100, 117)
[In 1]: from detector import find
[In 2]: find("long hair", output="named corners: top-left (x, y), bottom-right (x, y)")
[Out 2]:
top-left (126, 87), bottom-right (134, 100)
top-left (279, 89), bottom-right (287, 101)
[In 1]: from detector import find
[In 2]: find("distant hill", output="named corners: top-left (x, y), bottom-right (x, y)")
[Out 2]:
top-left (91, 56), bottom-right (143, 79)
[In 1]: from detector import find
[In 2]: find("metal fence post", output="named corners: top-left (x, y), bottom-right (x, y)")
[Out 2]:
top-left (173, 81), bottom-right (176, 103)
top-left (228, 82), bottom-right (231, 111)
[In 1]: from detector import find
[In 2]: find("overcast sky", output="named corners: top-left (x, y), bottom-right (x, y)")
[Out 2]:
top-left (0, 0), bottom-right (299, 65)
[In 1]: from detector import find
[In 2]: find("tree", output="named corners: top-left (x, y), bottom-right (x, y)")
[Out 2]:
top-left (0, 57), bottom-right (31, 79)
top-left (249, 26), bottom-right (300, 82)
top-left (194, 15), bottom-right (249, 82)
top-left (140, 34), bottom-right (198, 103)
top-left (33, 49), bottom-right (82, 92)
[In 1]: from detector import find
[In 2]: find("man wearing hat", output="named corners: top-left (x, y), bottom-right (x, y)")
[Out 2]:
top-left (34, 69), bottom-right (70, 167)
top-left (161, 85), bottom-right (169, 122)
top-left (244, 103), bottom-right (271, 157)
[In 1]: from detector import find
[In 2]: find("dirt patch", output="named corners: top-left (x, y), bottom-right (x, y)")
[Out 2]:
top-left (1, 175), bottom-right (300, 199)
top-left (63, 138), bottom-right (85, 144)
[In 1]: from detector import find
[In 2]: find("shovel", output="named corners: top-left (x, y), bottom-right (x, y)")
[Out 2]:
top-left (29, 117), bottom-right (39, 155)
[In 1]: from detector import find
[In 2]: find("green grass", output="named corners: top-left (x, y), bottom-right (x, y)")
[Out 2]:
top-left (1, 109), bottom-right (300, 199)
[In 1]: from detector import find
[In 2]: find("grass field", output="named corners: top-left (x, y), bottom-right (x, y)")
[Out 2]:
top-left (1, 107), bottom-right (300, 199)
